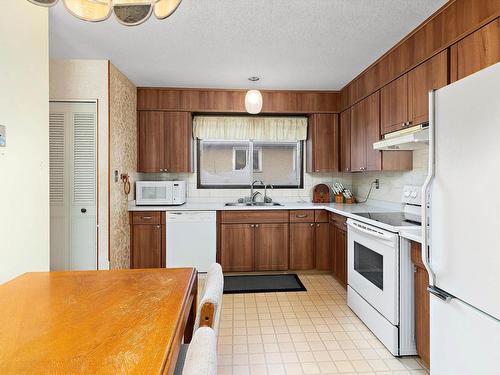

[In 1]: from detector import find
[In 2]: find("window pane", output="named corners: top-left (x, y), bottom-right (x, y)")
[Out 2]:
top-left (198, 140), bottom-right (302, 188)
top-left (199, 140), bottom-right (252, 186)
top-left (253, 141), bottom-right (301, 186)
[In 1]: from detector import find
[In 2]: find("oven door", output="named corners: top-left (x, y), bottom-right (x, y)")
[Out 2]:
top-left (347, 219), bottom-right (399, 325)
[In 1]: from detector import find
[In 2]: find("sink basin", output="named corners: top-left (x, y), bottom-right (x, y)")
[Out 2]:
top-left (224, 202), bottom-right (283, 207)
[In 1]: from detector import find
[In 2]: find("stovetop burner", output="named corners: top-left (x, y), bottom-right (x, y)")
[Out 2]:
top-left (354, 212), bottom-right (420, 227)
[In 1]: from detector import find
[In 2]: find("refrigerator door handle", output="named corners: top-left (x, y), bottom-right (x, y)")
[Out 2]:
top-left (428, 285), bottom-right (453, 302)
top-left (421, 90), bottom-right (437, 287)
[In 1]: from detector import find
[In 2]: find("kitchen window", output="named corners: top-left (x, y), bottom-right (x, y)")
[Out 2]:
top-left (198, 140), bottom-right (303, 188)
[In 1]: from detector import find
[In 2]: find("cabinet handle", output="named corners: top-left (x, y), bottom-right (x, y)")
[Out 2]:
top-left (317, 224), bottom-right (320, 227)
top-left (296, 214), bottom-right (308, 218)
top-left (141, 216), bottom-right (152, 220)
top-left (255, 224), bottom-right (259, 228)
top-left (310, 223), bottom-right (314, 227)
top-left (156, 225), bottom-right (160, 228)
top-left (346, 168), bottom-right (350, 172)
top-left (250, 224), bottom-right (255, 228)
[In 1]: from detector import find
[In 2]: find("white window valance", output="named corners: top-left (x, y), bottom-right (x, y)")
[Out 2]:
top-left (193, 116), bottom-right (308, 141)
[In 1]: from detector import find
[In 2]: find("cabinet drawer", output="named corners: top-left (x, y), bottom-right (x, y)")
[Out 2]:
top-left (132, 211), bottom-right (162, 225)
top-left (314, 210), bottom-right (329, 223)
top-left (220, 210), bottom-right (288, 224)
top-left (289, 210), bottom-right (315, 222)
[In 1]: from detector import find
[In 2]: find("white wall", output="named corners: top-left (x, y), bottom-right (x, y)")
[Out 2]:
top-left (49, 59), bottom-right (109, 270)
top-left (0, 3), bottom-right (49, 283)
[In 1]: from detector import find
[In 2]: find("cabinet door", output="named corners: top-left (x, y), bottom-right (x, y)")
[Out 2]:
top-left (408, 50), bottom-right (448, 126)
top-left (289, 223), bottom-right (315, 270)
top-left (411, 242), bottom-right (430, 368)
top-left (339, 108), bottom-right (351, 173)
top-left (450, 18), bottom-right (500, 83)
top-left (164, 112), bottom-right (193, 173)
top-left (220, 224), bottom-right (254, 272)
top-left (329, 222), bottom-right (336, 272)
top-left (315, 223), bottom-right (330, 271)
top-left (381, 74), bottom-right (408, 135)
top-left (350, 100), bottom-right (366, 172)
top-left (138, 111), bottom-right (165, 173)
top-left (254, 223), bottom-right (289, 271)
top-left (334, 226), bottom-right (347, 287)
top-left (307, 114), bottom-right (339, 173)
top-left (363, 92), bottom-right (382, 171)
top-left (131, 224), bottom-right (162, 268)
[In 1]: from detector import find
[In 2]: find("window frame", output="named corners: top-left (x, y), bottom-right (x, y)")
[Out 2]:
top-left (197, 139), bottom-right (304, 189)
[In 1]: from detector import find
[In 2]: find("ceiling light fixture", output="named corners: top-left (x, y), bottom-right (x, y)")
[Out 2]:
top-left (245, 77), bottom-right (263, 115)
top-left (27, 0), bottom-right (182, 26)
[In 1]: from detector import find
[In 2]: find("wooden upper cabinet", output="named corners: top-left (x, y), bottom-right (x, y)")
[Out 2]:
top-left (138, 111), bottom-right (165, 173)
top-left (381, 74), bottom-right (409, 134)
top-left (339, 108), bottom-right (351, 173)
top-left (451, 18), bottom-right (500, 83)
top-left (350, 99), bottom-right (366, 172)
top-left (364, 91), bottom-right (382, 171)
top-left (289, 223), bottom-right (315, 270)
top-left (306, 114), bottom-right (339, 173)
top-left (164, 112), bottom-right (193, 173)
top-left (220, 224), bottom-right (254, 272)
top-left (408, 50), bottom-right (448, 126)
top-left (138, 111), bottom-right (193, 173)
top-left (254, 223), bottom-right (288, 271)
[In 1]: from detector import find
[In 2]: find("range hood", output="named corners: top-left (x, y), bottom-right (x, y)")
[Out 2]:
top-left (373, 124), bottom-right (429, 151)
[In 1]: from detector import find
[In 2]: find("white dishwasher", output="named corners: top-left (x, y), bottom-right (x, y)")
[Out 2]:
top-left (166, 211), bottom-right (216, 273)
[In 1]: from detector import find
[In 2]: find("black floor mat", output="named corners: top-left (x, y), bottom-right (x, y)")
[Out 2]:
top-left (223, 274), bottom-right (307, 294)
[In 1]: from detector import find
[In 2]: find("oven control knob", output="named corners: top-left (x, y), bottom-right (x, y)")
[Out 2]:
top-left (410, 191), bottom-right (418, 198)
top-left (404, 191), bottom-right (411, 197)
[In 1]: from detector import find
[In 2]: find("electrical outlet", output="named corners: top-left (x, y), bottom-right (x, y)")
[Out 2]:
top-left (0, 125), bottom-right (6, 147)
top-left (374, 178), bottom-right (380, 189)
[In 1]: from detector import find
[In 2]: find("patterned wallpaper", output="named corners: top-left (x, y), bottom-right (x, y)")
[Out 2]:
top-left (109, 63), bottom-right (137, 269)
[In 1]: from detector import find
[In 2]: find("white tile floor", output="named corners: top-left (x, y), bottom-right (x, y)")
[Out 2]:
top-left (215, 274), bottom-right (427, 375)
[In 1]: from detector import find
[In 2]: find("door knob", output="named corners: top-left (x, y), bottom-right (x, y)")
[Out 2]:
top-left (81, 208), bottom-right (87, 213)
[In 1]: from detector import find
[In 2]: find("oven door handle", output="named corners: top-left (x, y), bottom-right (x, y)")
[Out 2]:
top-left (348, 221), bottom-right (395, 241)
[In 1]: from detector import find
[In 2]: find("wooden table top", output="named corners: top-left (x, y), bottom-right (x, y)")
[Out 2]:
top-left (0, 268), bottom-right (197, 374)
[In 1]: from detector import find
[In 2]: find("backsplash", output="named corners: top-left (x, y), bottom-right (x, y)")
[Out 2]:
top-left (137, 171), bottom-right (353, 203)
top-left (352, 148), bottom-right (429, 204)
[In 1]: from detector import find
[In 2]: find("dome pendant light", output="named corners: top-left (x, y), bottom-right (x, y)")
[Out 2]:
top-left (245, 77), bottom-right (263, 115)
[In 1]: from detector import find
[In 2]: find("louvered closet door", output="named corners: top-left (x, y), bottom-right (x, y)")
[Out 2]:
top-left (50, 102), bottom-right (97, 271)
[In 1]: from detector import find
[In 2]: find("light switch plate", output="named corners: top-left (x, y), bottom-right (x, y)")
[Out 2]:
top-left (0, 125), bottom-right (5, 147)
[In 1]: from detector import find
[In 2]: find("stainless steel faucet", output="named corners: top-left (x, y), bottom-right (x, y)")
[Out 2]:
top-left (250, 180), bottom-right (264, 203)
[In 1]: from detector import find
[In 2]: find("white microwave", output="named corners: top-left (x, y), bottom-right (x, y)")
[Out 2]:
top-left (136, 181), bottom-right (186, 206)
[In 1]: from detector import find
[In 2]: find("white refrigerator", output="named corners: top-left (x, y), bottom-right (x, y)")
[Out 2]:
top-left (422, 62), bottom-right (500, 374)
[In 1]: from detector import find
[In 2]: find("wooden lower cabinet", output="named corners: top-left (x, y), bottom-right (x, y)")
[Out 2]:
top-left (220, 224), bottom-right (255, 272)
top-left (130, 212), bottom-right (165, 269)
top-left (289, 223), bottom-right (315, 270)
top-left (315, 223), bottom-right (330, 271)
top-left (329, 214), bottom-right (348, 287)
top-left (254, 224), bottom-right (288, 271)
top-left (411, 241), bottom-right (430, 368)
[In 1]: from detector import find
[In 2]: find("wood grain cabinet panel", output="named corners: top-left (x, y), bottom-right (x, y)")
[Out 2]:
top-left (289, 210), bottom-right (315, 223)
top-left (381, 74), bottom-right (409, 134)
top-left (164, 112), bottom-right (193, 173)
top-left (339, 108), bottom-right (351, 173)
top-left (451, 18), bottom-right (500, 83)
top-left (220, 224), bottom-right (254, 272)
top-left (411, 241), bottom-right (430, 368)
top-left (289, 223), bottom-right (315, 270)
top-left (333, 225), bottom-right (347, 287)
top-left (350, 99), bottom-right (366, 172)
top-left (138, 111), bottom-right (165, 173)
top-left (315, 223), bottom-right (330, 271)
top-left (408, 50), bottom-right (448, 125)
top-left (131, 224), bottom-right (162, 269)
top-left (306, 114), bottom-right (339, 173)
top-left (254, 224), bottom-right (289, 271)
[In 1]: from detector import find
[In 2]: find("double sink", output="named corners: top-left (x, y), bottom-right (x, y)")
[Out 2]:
top-left (225, 202), bottom-right (283, 207)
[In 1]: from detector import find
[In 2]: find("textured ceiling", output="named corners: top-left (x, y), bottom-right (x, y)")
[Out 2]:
top-left (49, 0), bottom-right (447, 90)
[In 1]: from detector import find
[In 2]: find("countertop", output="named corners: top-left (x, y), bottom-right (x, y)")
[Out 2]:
top-left (128, 200), bottom-right (421, 234)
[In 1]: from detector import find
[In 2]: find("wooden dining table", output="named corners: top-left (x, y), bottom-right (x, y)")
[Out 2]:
top-left (0, 268), bottom-right (197, 374)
